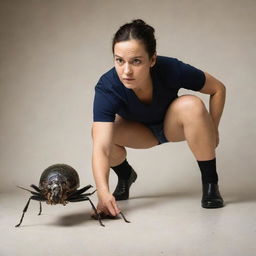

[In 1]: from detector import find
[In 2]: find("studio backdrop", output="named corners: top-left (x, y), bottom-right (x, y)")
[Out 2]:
top-left (0, 0), bottom-right (255, 195)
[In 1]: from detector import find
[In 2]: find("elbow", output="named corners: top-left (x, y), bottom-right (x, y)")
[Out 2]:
top-left (211, 83), bottom-right (226, 97)
top-left (221, 83), bottom-right (226, 97)
top-left (221, 82), bottom-right (226, 91)
top-left (217, 82), bottom-right (226, 95)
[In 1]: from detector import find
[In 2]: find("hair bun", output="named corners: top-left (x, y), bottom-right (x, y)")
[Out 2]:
top-left (132, 19), bottom-right (155, 33)
top-left (112, 19), bottom-right (156, 58)
top-left (132, 19), bottom-right (146, 25)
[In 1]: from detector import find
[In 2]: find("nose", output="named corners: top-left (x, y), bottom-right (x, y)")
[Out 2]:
top-left (124, 63), bottom-right (133, 76)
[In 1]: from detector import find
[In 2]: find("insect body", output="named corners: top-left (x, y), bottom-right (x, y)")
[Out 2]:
top-left (15, 164), bottom-right (130, 227)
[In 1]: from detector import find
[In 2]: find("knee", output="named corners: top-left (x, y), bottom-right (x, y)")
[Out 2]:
top-left (174, 95), bottom-right (207, 117)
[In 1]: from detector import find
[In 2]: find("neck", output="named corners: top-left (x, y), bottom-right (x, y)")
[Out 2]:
top-left (133, 75), bottom-right (152, 95)
top-left (132, 75), bottom-right (153, 104)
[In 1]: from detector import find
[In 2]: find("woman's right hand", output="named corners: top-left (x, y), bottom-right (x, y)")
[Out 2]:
top-left (92, 191), bottom-right (121, 217)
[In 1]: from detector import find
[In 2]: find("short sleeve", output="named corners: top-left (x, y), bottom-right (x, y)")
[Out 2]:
top-left (177, 59), bottom-right (206, 91)
top-left (93, 82), bottom-right (120, 122)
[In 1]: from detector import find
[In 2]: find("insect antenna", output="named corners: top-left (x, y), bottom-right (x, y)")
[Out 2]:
top-left (16, 186), bottom-right (41, 196)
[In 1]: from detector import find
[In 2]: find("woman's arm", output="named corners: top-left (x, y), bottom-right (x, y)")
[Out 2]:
top-left (92, 121), bottom-right (120, 216)
top-left (199, 72), bottom-right (226, 146)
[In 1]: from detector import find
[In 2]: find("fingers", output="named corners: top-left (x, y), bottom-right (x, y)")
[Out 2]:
top-left (105, 198), bottom-right (120, 216)
top-left (111, 200), bottom-right (120, 215)
top-left (92, 196), bottom-right (120, 218)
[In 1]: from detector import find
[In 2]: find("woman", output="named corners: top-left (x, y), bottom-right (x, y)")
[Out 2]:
top-left (92, 19), bottom-right (226, 217)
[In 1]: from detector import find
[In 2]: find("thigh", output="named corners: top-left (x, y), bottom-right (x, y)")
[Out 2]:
top-left (163, 96), bottom-right (189, 142)
top-left (113, 115), bottom-right (159, 149)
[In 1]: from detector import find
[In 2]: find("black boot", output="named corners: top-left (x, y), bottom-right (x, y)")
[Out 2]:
top-left (201, 183), bottom-right (224, 208)
top-left (113, 168), bottom-right (137, 201)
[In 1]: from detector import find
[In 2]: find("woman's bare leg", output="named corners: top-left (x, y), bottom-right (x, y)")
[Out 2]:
top-left (163, 95), bottom-right (216, 161)
top-left (109, 115), bottom-right (159, 166)
top-left (108, 115), bottom-right (159, 200)
top-left (163, 95), bottom-right (223, 208)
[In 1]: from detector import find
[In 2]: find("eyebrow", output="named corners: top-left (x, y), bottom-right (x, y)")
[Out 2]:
top-left (114, 55), bottom-right (144, 59)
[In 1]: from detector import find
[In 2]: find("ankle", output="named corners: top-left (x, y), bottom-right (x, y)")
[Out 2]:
top-left (197, 158), bottom-right (219, 184)
top-left (111, 159), bottom-right (132, 180)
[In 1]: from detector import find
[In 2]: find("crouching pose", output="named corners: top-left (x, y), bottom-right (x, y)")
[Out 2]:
top-left (92, 19), bottom-right (226, 217)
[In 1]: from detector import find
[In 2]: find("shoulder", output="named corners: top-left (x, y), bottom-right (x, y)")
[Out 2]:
top-left (153, 55), bottom-right (205, 91)
top-left (156, 55), bottom-right (178, 64)
top-left (95, 67), bottom-right (128, 104)
top-left (96, 67), bottom-right (119, 89)
top-left (93, 68), bottom-right (122, 122)
top-left (152, 55), bottom-right (180, 82)
top-left (95, 67), bottom-right (125, 94)
top-left (154, 55), bottom-right (204, 77)
top-left (153, 55), bottom-right (181, 74)
top-left (156, 56), bottom-right (205, 91)
top-left (155, 55), bottom-right (179, 67)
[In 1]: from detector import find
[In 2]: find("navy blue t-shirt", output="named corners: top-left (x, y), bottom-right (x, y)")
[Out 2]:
top-left (93, 56), bottom-right (205, 125)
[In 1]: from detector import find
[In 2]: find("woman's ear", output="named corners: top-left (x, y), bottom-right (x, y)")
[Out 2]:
top-left (150, 52), bottom-right (157, 67)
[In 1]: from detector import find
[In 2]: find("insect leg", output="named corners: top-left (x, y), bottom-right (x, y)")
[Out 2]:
top-left (30, 184), bottom-right (41, 192)
top-left (33, 196), bottom-right (46, 216)
top-left (31, 186), bottom-right (47, 216)
top-left (68, 185), bottom-right (93, 198)
top-left (68, 190), bottom-right (96, 200)
top-left (68, 196), bottom-right (105, 227)
top-left (38, 201), bottom-right (42, 215)
top-left (87, 197), bottom-right (105, 227)
top-left (15, 197), bottom-right (32, 227)
top-left (29, 195), bottom-right (46, 215)
top-left (17, 186), bottom-right (41, 196)
top-left (15, 196), bottom-right (44, 228)
top-left (79, 189), bottom-right (96, 197)
top-left (69, 195), bottom-right (130, 223)
top-left (119, 211), bottom-right (131, 223)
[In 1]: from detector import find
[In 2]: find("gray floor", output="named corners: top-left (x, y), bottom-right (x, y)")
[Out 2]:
top-left (1, 1), bottom-right (255, 255)
top-left (1, 186), bottom-right (256, 256)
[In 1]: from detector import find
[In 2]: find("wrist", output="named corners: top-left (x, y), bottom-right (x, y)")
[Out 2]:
top-left (97, 187), bottom-right (110, 196)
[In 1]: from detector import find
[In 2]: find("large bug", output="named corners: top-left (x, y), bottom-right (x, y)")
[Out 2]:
top-left (15, 163), bottom-right (130, 227)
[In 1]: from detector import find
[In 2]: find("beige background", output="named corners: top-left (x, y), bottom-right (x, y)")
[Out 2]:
top-left (1, 1), bottom-right (256, 256)
top-left (0, 0), bottom-right (255, 195)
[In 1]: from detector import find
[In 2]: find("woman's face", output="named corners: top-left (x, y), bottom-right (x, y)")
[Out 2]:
top-left (114, 39), bottom-right (156, 90)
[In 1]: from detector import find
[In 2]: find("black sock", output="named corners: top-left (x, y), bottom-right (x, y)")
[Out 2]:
top-left (197, 158), bottom-right (219, 184)
top-left (111, 159), bottom-right (132, 180)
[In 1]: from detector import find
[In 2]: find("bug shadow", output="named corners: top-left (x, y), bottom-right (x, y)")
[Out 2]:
top-left (48, 210), bottom-right (122, 227)
top-left (50, 211), bottom-right (91, 226)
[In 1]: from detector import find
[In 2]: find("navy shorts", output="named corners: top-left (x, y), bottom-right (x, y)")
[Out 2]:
top-left (146, 123), bottom-right (169, 144)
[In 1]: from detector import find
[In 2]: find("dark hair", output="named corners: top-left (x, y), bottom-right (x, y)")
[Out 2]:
top-left (112, 19), bottom-right (156, 59)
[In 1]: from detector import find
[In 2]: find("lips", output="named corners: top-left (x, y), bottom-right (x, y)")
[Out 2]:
top-left (123, 78), bottom-right (135, 81)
